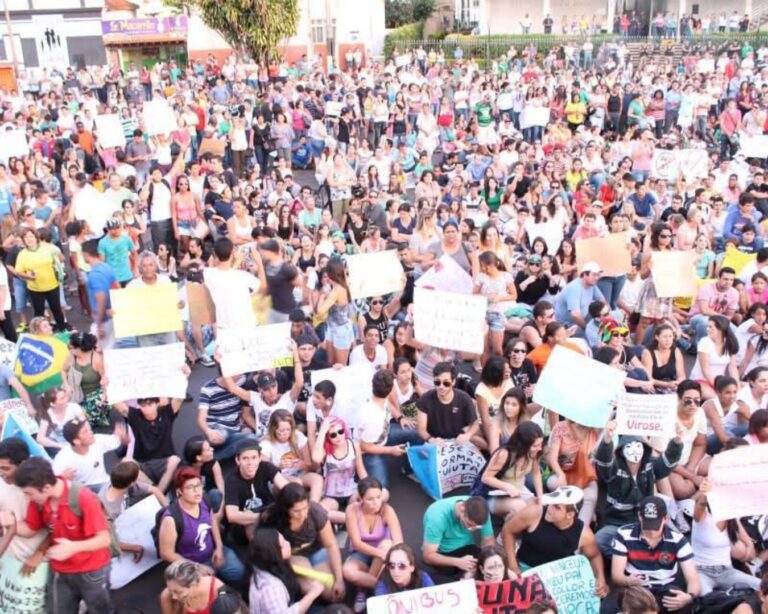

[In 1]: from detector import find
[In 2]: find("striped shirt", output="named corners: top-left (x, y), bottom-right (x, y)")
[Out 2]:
top-left (199, 379), bottom-right (244, 433)
top-left (612, 523), bottom-right (693, 588)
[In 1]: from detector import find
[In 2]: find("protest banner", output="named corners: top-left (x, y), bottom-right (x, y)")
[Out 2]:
top-left (407, 441), bottom-right (486, 500)
top-left (520, 107), bottom-right (551, 129)
top-left (111, 283), bottom-right (183, 338)
top-left (0, 413), bottom-right (49, 460)
top-left (522, 555), bottom-right (599, 614)
top-left (651, 148), bottom-right (680, 181)
top-left (216, 322), bottom-right (293, 377)
top-left (651, 250), bottom-right (698, 298)
top-left (104, 343), bottom-right (187, 403)
top-left (198, 137), bottom-right (227, 157)
top-left (707, 443), bottom-right (768, 521)
top-left (616, 393), bottom-right (677, 439)
top-left (94, 114), bottom-right (126, 149)
top-left (186, 282), bottom-right (216, 326)
top-left (0, 129), bottom-right (29, 163)
top-left (415, 255), bottom-right (474, 295)
top-left (525, 221), bottom-right (563, 254)
top-left (413, 288), bottom-right (487, 354)
top-left (575, 232), bottom-right (632, 277)
top-left (0, 399), bottom-right (37, 435)
top-left (325, 101), bottom-right (343, 117)
top-left (346, 251), bottom-right (404, 299)
top-left (677, 149), bottom-right (709, 179)
top-left (394, 53), bottom-right (411, 68)
top-left (110, 495), bottom-right (163, 589)
top-left (739, 133), bottom-right (768, 158)
top-left (143, 99), bottom-right (176, 135)
top-left (533, 346), bottom-right (625, 428)
top-left (0, 554), bottom-right (48, 613)
top-left (367, 579), bottom-right (478, 614)
top-left (311, 364), bottom-right (374, 432)
top-left (721, 244), bottom-right (756, 275)
top-left (476, 575), bottom-right (552, 613)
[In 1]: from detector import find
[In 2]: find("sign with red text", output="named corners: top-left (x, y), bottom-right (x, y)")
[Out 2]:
top-left (476, 575), bottom-right (552, 613)
top-left (367, 579), bottom-right (478, 614)
top-left (708, 443), bottom-right (768, 521)
top-left (522, 555), bottom-right (599, 614)
top-left (616, 393), bottom-right (677, 439)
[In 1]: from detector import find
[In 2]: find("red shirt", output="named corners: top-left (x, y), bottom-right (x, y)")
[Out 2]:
top-left (25, 479), bottom-right (110, 574)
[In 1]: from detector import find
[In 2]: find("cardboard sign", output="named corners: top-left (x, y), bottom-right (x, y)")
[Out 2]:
top-left (407, 442), bottom-right (486, 500)
top-left (415, 255), bottom-right (475, 295)
top-left (739, 133), bottom-right (768, 159)
top-left (94, 114), bottom-right (126, 149)
top-left (346, 251), bottom-right (404, 299)
top-left (311, 364), bottom-right (374, 432)
top-left (198, 137), bottom-right (226, 157)
top-left (367, 579), bottom-right (478, 614)
top-left (142, 99), bottom-right (176, 136)
top-left (186, 282), bottom-right (216, 326)
top-left (476, 575), bottom-right (552, 613)
top-left (104, 343), bottom-right (187, 403)
top-left (110, 495), bottom-right (163, 589)
top-left (520, 107), bottom-right (551, 129)
top-left (616, 393), bottom-right (677, 439)
top-left (0, 398), bottom-right (37, 435)
top-left (522, 555), bottom-right (599, 614)
top-left (0, 554), bottom-right (48, 612)
top-left (111, 283), bottom-right (182, 338)
top-left (413, 288), bottom-right (487, 354)
top-left (708, 443), bottom-right (768, 521)
top-left (533, 345), bottom-right (625, 428)
top-left (651, 251), bottom-right (698, 298)
top-left (216, 323), bottom-right (293, 377)
top-left (0, 129), bottom-right (29, 163)
top-left (576, 232), bottom-right (632, 277)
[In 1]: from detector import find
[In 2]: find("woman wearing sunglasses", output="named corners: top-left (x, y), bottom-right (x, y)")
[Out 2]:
top-left (357, 295), bottom-right (397, 345)
top-left (598, 318), bottom-right (654, 394)
top-left (311, 417), bottom-right (367, 525)
top-left (373, 543), bottom-right (434, 597)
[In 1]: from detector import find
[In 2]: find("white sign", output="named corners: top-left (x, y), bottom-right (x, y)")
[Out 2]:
top-left (94, 114), bottom-right (126, 149)
top-left (143, 99), bottom-right (177, 136)
top-left (652, 148), bottom-right (709, 181)
top-left (216, 323), bottom-right (293, 377)
top-left (0, 555), bottom-right (48, 612)
top-left (346, 251), bottom-right (403, 299)
top-left (524, 221), bottom-right (563, 254)
top-left (437, 442), bottom-right (486, 494)
top-left (413, 288), bottom-right (487, 354)
top-left (708, 443), bottom-right (768, 521)
top-left (104, 343), bottom-right (187, 403)
top-left (0, 130), bottom-right (29, 163)
top-left (520, 106), bottom-right (551, 129)
top-left (311, 364), bottom-right (374, 432)
top-left (0, 399), bottom-right (37, 435)
top-left (367, 579), bottom-right (478, 614)
top-left (616, 393), bottom-right (677, 439)
top-left (415, 255), bottom-right (474, 295)
top-left (110, 495), bottom-right (163, 589)
top-left (740, 133), bottom-right (768, 159)
top-left (325, 101), bottom-right (342, 117)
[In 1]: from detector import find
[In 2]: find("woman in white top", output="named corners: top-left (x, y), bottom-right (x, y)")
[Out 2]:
top-left (474, 356), bottom-right (513, 453)
top-left (738, 366), bottom-right (768, 416)
top-left (692, 478), bottom-right (761, 595)
top-left (408, 206), bottom-right (441, 271)
top-left (702, 375), bottom-right (749, 455)
top-left (740, 316), bottom-right (768, 377)
top-left (688, 315), bottom-right (740, 400)
top-left (225, 197), bottom-right (255, 246)
top-left (36, 386), bottom-right (86, 453)
top-left (388, 357), bottom-right (424, 414)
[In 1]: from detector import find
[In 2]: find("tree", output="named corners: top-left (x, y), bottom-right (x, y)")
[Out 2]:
top-left (166, 0), bottom-right (299, 62)
top-left (411, 0), bottom-right (435, 22)
top-left (385, 0), bottom-right (413, 29)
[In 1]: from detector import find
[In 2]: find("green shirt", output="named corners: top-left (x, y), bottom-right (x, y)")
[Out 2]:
top-left (423, 496), bottom-right (493, 553)
top-left (475, 103), bottom-right (493, 128)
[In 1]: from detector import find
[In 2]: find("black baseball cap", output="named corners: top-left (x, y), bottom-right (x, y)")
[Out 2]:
top-left (639, 496), bottom-right (667, 531)
top-left (256, 372), bottom-right (277, 389)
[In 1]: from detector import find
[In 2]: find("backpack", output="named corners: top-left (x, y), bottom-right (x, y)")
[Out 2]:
top-left (151, 494), bottom-right (212, 558)
top-left (67, 481), bottom-right (122, 558)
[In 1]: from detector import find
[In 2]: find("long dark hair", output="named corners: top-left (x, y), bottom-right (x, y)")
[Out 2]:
top-left (249, 528), bottom-right (300, 603)
top-left (502, 420), bottom-right (544, 464)
top-left (709, 315), bottom-right (739, 356)
top-left (380, 543), bottom-right (425, 593)
top-left (262, 483), bottom-right (309, 536)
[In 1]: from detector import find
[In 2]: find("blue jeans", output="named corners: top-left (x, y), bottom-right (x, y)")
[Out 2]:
top-left (210, 545), bottom-right (247, 590)
top-left (597, 276), bottom-right (627, 310)
top-left (363, 453), bottom-right (389, 488)
top-left (688, 314), bottom-right (710, 345)
top-left (706, 423), bottom-right (748, 455)
top-left (211, 431), bottom-right (258, 461)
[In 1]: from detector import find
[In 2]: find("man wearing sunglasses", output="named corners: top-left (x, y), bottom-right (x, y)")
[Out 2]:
top-left (416, 362), bottom-right (479, 448)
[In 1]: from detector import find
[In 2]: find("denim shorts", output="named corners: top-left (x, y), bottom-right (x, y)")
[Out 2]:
top-left (326, 322), bottom-right (354, 350)
top-left (348, 551), bottom-right (373, 566)
top-left (307, 547), bottom-right (330, 566)
top-left (13, 277), bottom-right (27, 313)
top-left (486, 311), bottom-right (507, 332)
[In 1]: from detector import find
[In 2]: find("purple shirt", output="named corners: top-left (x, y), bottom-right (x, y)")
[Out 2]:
top-left (169, 500), bottom-right (214, 564)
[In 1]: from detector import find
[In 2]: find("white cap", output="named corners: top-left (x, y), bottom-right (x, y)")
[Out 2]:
top-left (580, 261), bottom-right (602, 275)
top-left (541, 486), bottom-right (584, 506)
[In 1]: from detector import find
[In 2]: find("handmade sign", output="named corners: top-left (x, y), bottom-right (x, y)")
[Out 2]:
top-left (0, 129), bottom-right (29, 163)
top-left (346, 251), bottom-right (404, 299)
top-left (94, 114), bottom-right (126, 149)
top-left (533, 345), bottom-right (625, 428)
top-left (0, 337), bottom-right (15, 369)
top-left (110, 495), bottom-right (163, 589)
top-left (476, 575), bottom-right (552, 613)
top-left (525, 221), bottom-right (563, 254)
top-left (413, 288), bottom-right (487, 354)
top-left (575, 232), bottom-right (631, 277)
top-left (0, 399), bottom-right (38, 435)
top-left (198, 137), bottom-right (226, 157)
top-left (520, 107), bottom-right (551, 129)
top-left (677, 149), bottom-right (709, 179)
top-left (142, 98), bottom-right (176, 136)
top-left (739, 133), bottom-right (768, 159)
top-left (104, 343), bottom-right (187, 403)
top-left (708, 443), bottom-right (768, 521)
top-left (0, 554), bottom-right (48, 613)
top-left (651, 251), bottom-right (698, 298)
top-left (407, 441), bottom-right (486, 500)
top-left (111, 283), bottom-right (182, 338)
top-left (0, 413), bottom-right (50, 460)
top-left (325, 101), bottom-right (343, 117)
top-left (311, 364), bottom-right (374, 432)
top-left (651, 149), bottom-right (679, 181)
top-left (615, 393), bottom-right (677, 439)
top-left (216, 322), bottom-right (293, 377)
top-left (522, 555), bottom-right (599, 614)
top-left (186, 282), bottom-right (216, 326)
top-left (415, 255), bottom-right (474, 295)
top-left (367, 579), bottom-right (478, 614)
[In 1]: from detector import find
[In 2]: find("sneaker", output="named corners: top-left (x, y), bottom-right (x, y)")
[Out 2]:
top-left (198, 354), bottom-right (216, 367)
top-left (353, 590), bottom-right (367, 613)
top-left (15, 323), bottom-right (27, 333)
top-left (674, 508), bottom-right (691, 533)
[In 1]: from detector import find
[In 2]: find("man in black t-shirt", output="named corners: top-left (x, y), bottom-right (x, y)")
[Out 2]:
top-left (259, 238), bottom-right (299, 323)
top-left (223, 439), bottom-right (288, 546)
top-left (747, 171), bottom-right (768, 216)
top-left (416, 362), bottom-right (480, 445)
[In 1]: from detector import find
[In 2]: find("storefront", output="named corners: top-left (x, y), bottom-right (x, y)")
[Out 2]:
top-left (101, 16), bottom-right (188, 71)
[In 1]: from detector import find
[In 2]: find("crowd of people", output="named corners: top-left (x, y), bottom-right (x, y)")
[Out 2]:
top-left (2, 29), bottom-right (768, 614)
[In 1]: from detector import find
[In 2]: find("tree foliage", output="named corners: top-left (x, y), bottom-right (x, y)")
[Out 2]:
top-left (386, 0), bottom-right (435, 28)
top-left (166, 0), bottom-right (299, 62)
top-left (412, 0), bottom-right (435, 22)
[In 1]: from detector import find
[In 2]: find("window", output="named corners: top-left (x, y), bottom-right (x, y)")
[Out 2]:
top-left (310, 18), bottom-right (335, 44)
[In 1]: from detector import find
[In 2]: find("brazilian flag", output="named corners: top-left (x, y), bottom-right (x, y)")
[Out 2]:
top-left (14, 333), bottom-right (70, 394)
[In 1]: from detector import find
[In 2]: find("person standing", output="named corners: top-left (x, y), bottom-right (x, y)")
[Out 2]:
top-left (98, 218), bottom-right (135, 288)
top-left (0, 457), bottom-right (114, 613)
top-left (259, 239), bottom-right (300, 324)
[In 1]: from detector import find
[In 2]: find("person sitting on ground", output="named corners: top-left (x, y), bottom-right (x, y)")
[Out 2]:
top-left (374, 543), bottom-right (435, 597)
top-left (160, 559), bottom-right (226, 614)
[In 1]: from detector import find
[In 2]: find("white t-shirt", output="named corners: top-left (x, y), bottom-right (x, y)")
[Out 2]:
top-left (650, 409), bottom-right (707, 465)
top-left (260, 432), bottom-right (308, 477)
top-left (689, 337), bottom-right (732, 382)
top-left (0, 265), bottom-right (11, 311)
top-left (204, 267), bottom-right (259, 329)
top-left (348, 344), bottom-right (388, 370)
top-left (149, 179), bottom-right (172, 222)
top-left (52, 434), bottom-right (120, 486)
top-left (0, 479), bottom-right (47, 560)
top-left (358, 400), bottom-right (391, 446)
top-left (248, 391), bottom-right (295, 440)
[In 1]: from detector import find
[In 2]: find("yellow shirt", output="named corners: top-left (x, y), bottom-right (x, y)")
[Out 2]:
top-left (565, 101), bottom-right (586, 125)
top-left (16, 246), bottom-right (58, 292)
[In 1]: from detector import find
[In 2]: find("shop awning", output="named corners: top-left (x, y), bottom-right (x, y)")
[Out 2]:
top-left (103, 33), bottom-right (187, 46)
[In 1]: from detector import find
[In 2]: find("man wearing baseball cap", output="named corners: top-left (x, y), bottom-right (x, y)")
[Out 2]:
top-left (553, 260), bottom-right (608, 337)
top-left (501, 487), bottom-right (608, 597)
top-left (611, 496), bottom-right (700, 612)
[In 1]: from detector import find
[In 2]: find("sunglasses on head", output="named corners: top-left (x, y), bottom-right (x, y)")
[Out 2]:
top-left (388, 562), bottom-right (409, 571)
top-left (328, 429), bottom-right (344, 439)
top-left (433, 379), bottom-right (453, 388)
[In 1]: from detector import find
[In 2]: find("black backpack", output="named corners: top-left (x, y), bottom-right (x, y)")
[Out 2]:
top-left (151, 494), bottom-right (212, 557)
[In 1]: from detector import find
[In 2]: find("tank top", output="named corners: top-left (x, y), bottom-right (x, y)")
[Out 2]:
top-left (692, 513), bottom-right (732, 567)
top-left (297, 252), bottom-right (316, 272)
top-left (323, 443), bottom-right (357, 498)
top-left (327, 302), bottom-right (352, 328)
top-left (363, 311), bottom-right (389, 343)
top-left (186, 576), bottom-right (218, 614)
top-left (233, 216), bottom-right (252, 239)
top-left (175, 194), bottom-right (198, 223)
top-left (74, 353), bottom-right (100, 397)
top-left (172, 500), bottom-right (214, 564)
top-left (707, 397), bottom-right (741, 435)
top-left (351, 505), bottom-right (391, 552)
top-left (650, 348), bottom-right (678, 382)
top-left (516, 512), bottom-right (583, 568)
top-left (395, 379), bottom-right (415, 405)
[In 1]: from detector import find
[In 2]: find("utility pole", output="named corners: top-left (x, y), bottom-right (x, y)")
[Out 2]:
top-left (3, 0), bottom-right (18, 77)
